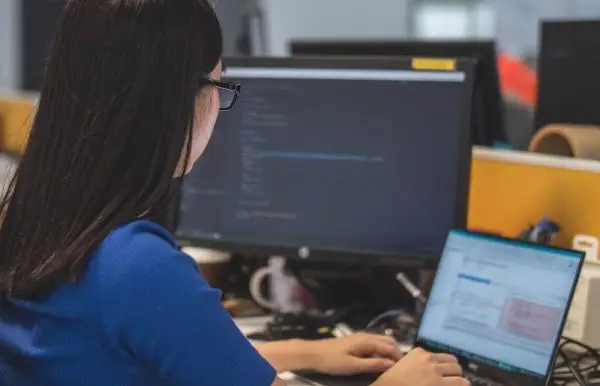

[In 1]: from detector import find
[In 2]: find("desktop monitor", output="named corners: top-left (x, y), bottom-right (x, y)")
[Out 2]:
top-left (290, 40), bottom-right (506, 148)
top-left (534, 20), bottom-right (600, 132)
top-left (174, 56), bottom-right (475, 266)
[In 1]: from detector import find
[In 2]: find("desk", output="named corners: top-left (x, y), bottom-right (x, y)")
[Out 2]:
top-left (235, 315), bottom-right (272, 337)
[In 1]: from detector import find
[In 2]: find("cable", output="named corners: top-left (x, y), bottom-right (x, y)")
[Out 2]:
top-left (395, 272), bottom-right (427, 305)
top-left (551, 337), bottom-right (600, 386)
top-left (365, 271), bottom-right (428, 336)
top-left (366, 309), bottom-right (409, 330)
top-left (557, 349), bottom-right (587, 386)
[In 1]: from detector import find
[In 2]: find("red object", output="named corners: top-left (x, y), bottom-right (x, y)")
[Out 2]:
top-left (497, 52), bottom-right (537, 108)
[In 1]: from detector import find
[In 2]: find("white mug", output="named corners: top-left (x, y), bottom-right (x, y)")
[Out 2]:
top-left (249, 256), bottom-right (305, 313)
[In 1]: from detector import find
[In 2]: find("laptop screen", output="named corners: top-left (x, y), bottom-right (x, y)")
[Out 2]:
top-left (417, 230), bottom-right (583, 378)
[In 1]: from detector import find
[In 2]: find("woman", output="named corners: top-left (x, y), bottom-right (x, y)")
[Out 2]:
top-left (0, 1), bottom-right (468, 385)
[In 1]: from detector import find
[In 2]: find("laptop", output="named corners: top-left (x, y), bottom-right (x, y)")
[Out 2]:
top-left (298, 230), bottom-right (584, 386)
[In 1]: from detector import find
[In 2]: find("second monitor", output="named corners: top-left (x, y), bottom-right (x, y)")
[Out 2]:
top-left (176, 57), bottom-right (475, 266)
top-left (291, 40), bottom-right (506, 148)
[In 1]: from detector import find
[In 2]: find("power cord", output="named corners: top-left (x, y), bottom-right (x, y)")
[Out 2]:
top-left (552, 337), bottom-right (600, 386)
top-left (366, 309), bottom-right (410, 330)
top-left (557, 349), bottom-right (587, 386)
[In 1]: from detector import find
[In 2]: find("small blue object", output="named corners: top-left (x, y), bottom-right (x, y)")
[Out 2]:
top-left (492, 141), bottom-right (513, 150)
top-left (0, 220), bottom-right (276, 386)
top-left (518, 216), bottom-right (560, 245)
top-left (537, 216), bottom-right (560, 234)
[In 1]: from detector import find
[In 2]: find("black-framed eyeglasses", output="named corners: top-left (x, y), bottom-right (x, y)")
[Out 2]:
top-left (201, 77), bottom-right (241, 111)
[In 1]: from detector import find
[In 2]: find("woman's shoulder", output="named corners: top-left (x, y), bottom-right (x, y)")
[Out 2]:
top-left (88, 220), bottom-right (201, 296)
top-left (103, 219), bottom-right (177, 252)
top-left (95, 219), bottom-right (181, 261)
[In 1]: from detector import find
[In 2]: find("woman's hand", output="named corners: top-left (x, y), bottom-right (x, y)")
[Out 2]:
top-left (372, 348), bottom-right (469, 386)
top-left (303, 333), bottom-right (403, 375)
top-left (257, 333), bottom-right (402, 375)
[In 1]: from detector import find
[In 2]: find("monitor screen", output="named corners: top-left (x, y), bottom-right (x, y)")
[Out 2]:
top-left (175, 58), bottom-right (473, 264)
top-left (417, 230), bottom-right (583, 378)
top-left (290, 40), bottom-right (506, 148)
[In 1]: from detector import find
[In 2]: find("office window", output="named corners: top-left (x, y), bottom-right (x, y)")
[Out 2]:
top-left (412, 0), bottom-right (494, 39)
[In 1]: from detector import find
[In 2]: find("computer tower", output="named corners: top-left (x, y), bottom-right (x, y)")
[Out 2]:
top-left (534, 20), bottom-right (600, 131)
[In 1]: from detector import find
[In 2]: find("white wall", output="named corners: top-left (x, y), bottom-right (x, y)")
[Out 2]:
top-left (257, 0), bottom-right (411, 56)
top-left (495, 0), bottom-right (600, 57)
top-left (413, 1), bottom-right (495, 39)
top-left (0, 0), bottom-right (21, 90)
top-left (214, 0), bottom-right (259, 55)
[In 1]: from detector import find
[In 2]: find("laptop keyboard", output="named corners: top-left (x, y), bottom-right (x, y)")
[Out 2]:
top-left (465, 372), bottom-right (504, 386)
top-left (296, 371), bottom-right (505, 386)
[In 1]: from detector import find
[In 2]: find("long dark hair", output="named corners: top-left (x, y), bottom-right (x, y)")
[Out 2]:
top-left (0, 0), bottom-right (222, 300)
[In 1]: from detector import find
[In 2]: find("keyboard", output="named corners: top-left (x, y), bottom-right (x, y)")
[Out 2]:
top-left (296, 371), bottom-right (504, 386)
top-left (465, 372), bottom-right (504, 386)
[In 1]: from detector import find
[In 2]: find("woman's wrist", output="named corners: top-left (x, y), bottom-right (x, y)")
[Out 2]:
top-left (291, 339), bottom-right (318, 371)
top-left (257, 339), bottom-right (317, 373)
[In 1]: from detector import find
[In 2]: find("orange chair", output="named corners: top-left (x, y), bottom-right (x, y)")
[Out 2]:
top-left (0, 95), bottom-right (37, 155)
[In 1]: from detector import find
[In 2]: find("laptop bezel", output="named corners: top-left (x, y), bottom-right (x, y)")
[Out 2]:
top-left (414, 229), bottom-right (585, 386)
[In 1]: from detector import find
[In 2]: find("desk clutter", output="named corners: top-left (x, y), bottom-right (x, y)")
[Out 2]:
top-left (196, 227), bottom-right (599, 385)
top-left (233, 229), bottom-right (599, 386)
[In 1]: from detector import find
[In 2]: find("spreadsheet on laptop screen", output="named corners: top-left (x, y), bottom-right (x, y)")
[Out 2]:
top-left (418, 230), bottom-right (582, 376)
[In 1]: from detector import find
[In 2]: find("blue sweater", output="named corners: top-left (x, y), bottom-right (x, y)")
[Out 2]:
top-left (0, 220), bottom-right (276, 385)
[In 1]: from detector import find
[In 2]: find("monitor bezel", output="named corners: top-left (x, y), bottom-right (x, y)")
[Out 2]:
top-left (414, 230), bottom-right (585, 385)
top-left (174, 56), bottom-right (476, 267)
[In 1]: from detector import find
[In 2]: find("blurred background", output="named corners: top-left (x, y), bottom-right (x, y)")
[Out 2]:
top-left (2, 1), bottom-right (600, 86)
top-left (1, 0), bottom-right (600, 150)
